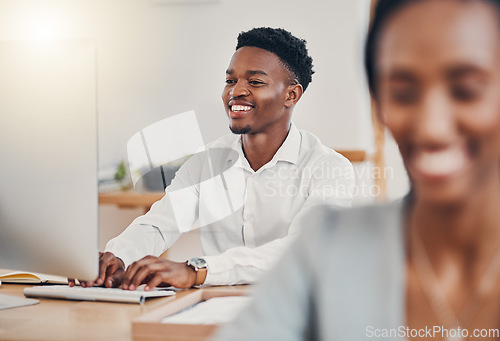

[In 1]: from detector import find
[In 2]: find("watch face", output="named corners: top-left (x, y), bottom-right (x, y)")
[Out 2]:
top-left (189, 258), bottom-right (207, 268)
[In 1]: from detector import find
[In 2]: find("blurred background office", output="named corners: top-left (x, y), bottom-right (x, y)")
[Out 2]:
top-left (0, 0), bottom-right (409, 259)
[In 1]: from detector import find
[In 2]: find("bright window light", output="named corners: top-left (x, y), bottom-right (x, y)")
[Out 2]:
top-left (20, 9), bottom-right (69, 41)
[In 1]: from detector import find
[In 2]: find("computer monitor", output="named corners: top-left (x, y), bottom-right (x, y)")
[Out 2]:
top-left (0, 41), bottom-right (98, 282)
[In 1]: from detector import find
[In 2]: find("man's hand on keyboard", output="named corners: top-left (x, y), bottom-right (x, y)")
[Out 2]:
top-left (68, 252), bottom-right (126, 288)
top-left (120, 256), bottom-right (196, 291)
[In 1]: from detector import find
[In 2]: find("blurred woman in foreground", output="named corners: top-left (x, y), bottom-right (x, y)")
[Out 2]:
top-left (215, 0), bottom-right (500, 340)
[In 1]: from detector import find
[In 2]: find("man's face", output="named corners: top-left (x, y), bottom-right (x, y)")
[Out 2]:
top-left (222, 46), bottom-right (293, 135)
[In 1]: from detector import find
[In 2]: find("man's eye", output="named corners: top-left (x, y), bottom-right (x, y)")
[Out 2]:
top-left (225, 79), bottom-right (235, 84)
top-left (249, 80), bottom-right (264, 86)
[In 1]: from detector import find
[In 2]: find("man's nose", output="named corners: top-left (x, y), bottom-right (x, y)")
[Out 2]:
top-left (229, 81), bottom-right (250, 97)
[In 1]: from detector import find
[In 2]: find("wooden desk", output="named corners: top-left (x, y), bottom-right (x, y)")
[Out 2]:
top-left (99, 191), bottom-right (164, 213)
top-left (0, 284), bottom-right (238, 341)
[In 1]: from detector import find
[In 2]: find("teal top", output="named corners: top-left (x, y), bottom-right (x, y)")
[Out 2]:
top-left (214, 200), bottom-right (407, 341)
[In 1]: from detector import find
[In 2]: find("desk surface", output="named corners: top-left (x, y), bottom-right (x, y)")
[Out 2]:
top-left (99, 191), bottom-right (164, 209)
top-left (0, 284), bottom-right (240, 341)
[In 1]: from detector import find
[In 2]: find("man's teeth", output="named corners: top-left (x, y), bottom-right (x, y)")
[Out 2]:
top-left (231, 105), bottom-right (252, 112)
top-left (413, 146), bottom-right (467, 177)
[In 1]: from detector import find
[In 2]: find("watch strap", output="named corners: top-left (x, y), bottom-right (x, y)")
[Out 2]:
top-left (194, 267), bottom-right (207, 286)
top-left (186, 258), bottom-right (208, 286)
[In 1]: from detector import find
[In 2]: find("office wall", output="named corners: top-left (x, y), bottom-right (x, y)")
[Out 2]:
top-left (0, 0), bottom-right (373, 163)
top-left (0, 0), bottom-right (409, 252)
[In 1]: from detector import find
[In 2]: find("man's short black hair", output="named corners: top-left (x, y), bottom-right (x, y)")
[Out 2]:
top-left (236, 27), bottom-right (315, 92)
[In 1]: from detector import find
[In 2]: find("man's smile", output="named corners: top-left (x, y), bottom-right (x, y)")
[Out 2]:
top-left (228, 99), bottom-right (255, 118)
top-left (231, 105), bottom-right (253, 112)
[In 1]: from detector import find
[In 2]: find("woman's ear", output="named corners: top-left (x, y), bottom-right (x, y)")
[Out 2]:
top-left (284, 84), bottom-right (303, 108)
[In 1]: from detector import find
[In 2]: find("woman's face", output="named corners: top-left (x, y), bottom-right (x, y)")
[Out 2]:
top-left (377, 0), bottom-right (500, 205)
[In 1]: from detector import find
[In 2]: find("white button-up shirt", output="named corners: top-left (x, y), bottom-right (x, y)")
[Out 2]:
top-left (105, 123), bottom-right (354, 285)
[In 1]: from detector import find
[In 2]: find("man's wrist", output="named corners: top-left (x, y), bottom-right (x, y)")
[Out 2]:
top-left (116, 257), bottom-right (125, 269)
top-left (185, 264), bottom-right (197, 287)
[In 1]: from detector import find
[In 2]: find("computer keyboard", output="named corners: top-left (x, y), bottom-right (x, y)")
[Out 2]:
top-left (24, 285), bottom-right (176, 304)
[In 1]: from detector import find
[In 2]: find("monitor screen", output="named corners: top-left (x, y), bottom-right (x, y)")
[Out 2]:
top-left (0, 40), bottom-right (98, 281)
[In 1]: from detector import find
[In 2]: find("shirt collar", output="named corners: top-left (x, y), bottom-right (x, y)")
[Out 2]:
top-left (226, 122), bottom-right (301, 169)
top-left (269, 122), bottom-right (301, 165)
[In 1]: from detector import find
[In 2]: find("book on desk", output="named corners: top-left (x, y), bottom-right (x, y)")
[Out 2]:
top-left (0, 270), bottom-right (67, 284)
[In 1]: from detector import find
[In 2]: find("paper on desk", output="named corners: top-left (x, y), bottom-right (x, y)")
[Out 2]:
top-left (161, 296), bottom-right (252, 325)
top-left (0, 293), bottom-right (39, 310)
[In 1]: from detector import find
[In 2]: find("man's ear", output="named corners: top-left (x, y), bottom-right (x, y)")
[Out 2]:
top-left (284, 84), bottom-right (303, 108)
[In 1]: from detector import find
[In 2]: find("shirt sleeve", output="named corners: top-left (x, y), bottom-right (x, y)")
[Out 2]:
top-left (201, 154), bottom-right (355, 286)
top-left (104, 157), bottom-right (201, 268)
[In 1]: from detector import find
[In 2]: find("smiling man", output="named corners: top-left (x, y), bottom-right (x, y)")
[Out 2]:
top-left (75, 27), bottom-right (354, 290)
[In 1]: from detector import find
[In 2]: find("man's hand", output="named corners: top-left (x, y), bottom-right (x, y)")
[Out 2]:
top-left (68, 251), bottom-right (125, 288)
top-left (120, 256), bottom-right (196, 291)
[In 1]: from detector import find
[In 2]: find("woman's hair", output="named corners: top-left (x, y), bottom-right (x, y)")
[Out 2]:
top-left (364, 0), bottom-right (500, 98)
